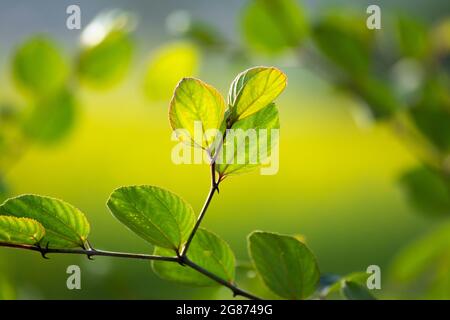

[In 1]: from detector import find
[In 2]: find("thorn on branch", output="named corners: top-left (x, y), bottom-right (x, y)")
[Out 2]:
top-left (37, 242), bottom-right (50, 259)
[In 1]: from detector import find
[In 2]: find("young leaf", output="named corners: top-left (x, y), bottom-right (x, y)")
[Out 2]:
top-left (216, 103), bottom-right (279, 177)
top-left (78, 10), bottom-right (135, 88)
top-left (0, 216), bottom-right (45, 245)
top-left (341, 281), bottom-right (376, 300)
top-left (22, 89), bottom-right (77, 144)
top-left (169, 78), bottom-right (226, 149)
top-left (12, 36), bottom-right (68, 96)
top-left (228, 66), bottom-right (286, 122)
top-left (107, 185), bottom-right (196, 252)
top-left (0, 195), bottom-right (90, 248)
top-left (144, 42), bottom-right (199, 101)
top-left (248, 231), bottom-right (320, 300)
top-left (152, 228), bottom-right (235, 286)
top-left (400, 166), bottom-right (450, 217)
top-left (242, 0), bottom-right (308, 55)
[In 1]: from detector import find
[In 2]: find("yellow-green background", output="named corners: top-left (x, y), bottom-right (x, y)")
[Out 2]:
top-left (0, 0), bottom-right (447, 299)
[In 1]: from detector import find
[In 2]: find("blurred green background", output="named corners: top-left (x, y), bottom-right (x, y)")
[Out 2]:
top-left (0, 0), bottom-right (449, 299)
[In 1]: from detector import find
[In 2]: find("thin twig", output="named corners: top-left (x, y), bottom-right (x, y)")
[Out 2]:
top-left (182, 256), bottom-right (262, 300)
top-left (180, 162), bottom-right (219, 257)
top-left (0, 242), bottom-right (178, 262)
top-left (0, 241), bottom-right (262, 300)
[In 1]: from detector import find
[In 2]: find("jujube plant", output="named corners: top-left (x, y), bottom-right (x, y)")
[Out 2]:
top-left (0, 66), bottom-right (370, 300)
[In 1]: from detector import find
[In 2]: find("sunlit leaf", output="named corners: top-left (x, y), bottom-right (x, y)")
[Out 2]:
top-left (12, 36), bottom-right (68, 96)
top-left (400, 166), bottom-right (450, 217)
top-left (242, 0), bottom-right (307, 54)
top-left (312, 12), bottom-right (373, 76)
top-left (0, 216), bottom-right (45, 245)
top-left (78, 10), bottom-right (135, 88)
top-left (216, 103), bottom-right (279, 177)
top-left (169, 78), bottom-right (226, 149)
top-left (107, 185), bottom-right (196, 252)
top-left (248, 231), bottom-right (320, 299)
top-left (341, 281), bottom-right (376, 300)
top-left (144, 42), bottom-right (199, 101)
top-left (22, 89), bottom-right (77, 144)
top-left (0, 195), bottom-right (90, 248)
top-left (228, 66), bottom-right (286, 122)
top-left (152, 228), bottom-right (235, 286)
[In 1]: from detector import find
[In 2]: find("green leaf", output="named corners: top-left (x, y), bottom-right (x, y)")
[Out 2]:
top-left (0, 195), bottom-right (90, 248)
top-left (312, 13), bottom-right (373, 77)
top-left (395, 15), bottom-right (429, 59)
top-left (353, 77), bottom-right (400, 119)
top-left (248, 231), bottom-right (320, 299)
top-left (216, 103), bottom-right (279, 177)
top-left (322, 272), bottom-right (370, 298)
top-left (22, 89), bottom-right (77, 144)
top-left (144, 42), bottom-right (199, 101)
top-left (78, 10), bottom-right (135, 88)
top-left (242, 0), bottom-right (307, 55)
top-left (341, 281), bottom-right (376, 300)
top-left (152, 228), bottom-right (235, 286)
top-left (169, 78), bottom-right (226, 149)
top-left (12, 36), bottom-right (68, 96)
top-left (107, 185), bottom-right (196, 252)
top-left (228, 66), bottom-right (287, 122)
top-left (0, 216), bottom-right (45, 245)
top-left (409, 107), bottom-right (450, 153)
top-left (390, 221), bottom-right (450, 285)
top-left (400, 166), bottom-right (450, 217)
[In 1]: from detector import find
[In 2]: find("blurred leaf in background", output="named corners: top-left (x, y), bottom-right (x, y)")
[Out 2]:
top-left (12, 36), bottom-right (68, 97)
top-left (144, 42), bottom-right (199, 101)
top-left (241, 0), bottom-right (308, 55)
top-left (21, 89), bottom-right (77, 145)
top-left (166, 10), bottom-right (227, 51)
top-left (390, 222), bottom-right (450, 299)
top-left (400, 166), bottom-right (450, 217)
top-left (312, 11), bottom-right (374, 77)
top-left (395, 14), bottom-right (430, 60)
top-left (78, 10), bottom-right (135, 89)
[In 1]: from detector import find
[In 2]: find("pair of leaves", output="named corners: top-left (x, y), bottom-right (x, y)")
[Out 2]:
top-left (169, 66), bottom-right (286, 176)
top-left (106, 185), bottom-right (236, 286)
top-left (107, 186), bottom-right (319, 298)
top-left (0, 195), bottom-right (90, 248)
